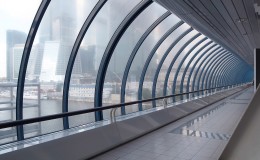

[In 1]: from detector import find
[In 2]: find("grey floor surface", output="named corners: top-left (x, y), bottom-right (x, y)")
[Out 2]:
top-left (91, 87), bottom-right (254, 160)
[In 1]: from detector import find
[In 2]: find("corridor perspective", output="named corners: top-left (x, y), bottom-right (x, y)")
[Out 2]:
top-left (0, 0), bottom-right (259, 159)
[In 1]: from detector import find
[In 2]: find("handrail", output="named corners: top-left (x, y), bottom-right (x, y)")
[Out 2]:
top-left (0, 84), bottom-right (250, 129)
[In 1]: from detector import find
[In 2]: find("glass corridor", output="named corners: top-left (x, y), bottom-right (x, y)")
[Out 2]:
top-left (0, 0), bottom-right (253, 145)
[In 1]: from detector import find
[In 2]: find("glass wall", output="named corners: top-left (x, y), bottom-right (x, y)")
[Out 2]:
top-left (0, 0), bottom-right (252, 144)
top-left (174, 37), bottom-right (209, 99)
top-left (0, 0), bottom-right (41, 144)
top-left (183, 42), bottom-right (216, 93)
top-left (68, 0), bottom-right (141, 127)
top-left (154, 24), bottom-right (190, 102)
top-left (102, 3), bottom-right (167, 118)
top-left (23, 0), bottom-right (99, 137)
top-left (190, 47), bottom-right (223, 93)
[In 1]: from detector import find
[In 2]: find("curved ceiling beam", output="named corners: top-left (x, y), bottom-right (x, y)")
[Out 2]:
top-left (212, 57), bottom-right (239, 88)
top-left (190, 47), bottom-right (223, 97)
top-left (205, 55), bottom-right (237, 90)
top-left (193, 49), bottom-right (226, 95)
top-left (185, 45), bottom-right (220, 98)
top-left (119, 11), bottom-right (172, 114)
top-left (215, 58), bottom-right (239, 88)
top-left (200, 52), bottom-right (231, 93)
top-left (163, 33), bottom-right (201, 101)
top-left (94, 0), bottom-right (153, 121)
top-left (62, 0), bottom-right (106, 129)
top-left (171, 37), bottom-right (208, 102)
top-left (213, 58), bottom-right (241, 88)
top-left (179, 40), bottom-right (213, 93)
top-left (16, 0), bottom-right (51, 140)
top-left (151, 27), bottom-right (192, 108)
top-left (188, 47), bottom-right (225, 96)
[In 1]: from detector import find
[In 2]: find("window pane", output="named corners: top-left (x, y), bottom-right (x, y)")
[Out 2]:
top-left (191, 47), bottom-right (222, 92)
top-left (174, 37), bottom-right (209, 98)
top-left (154, 29), bottom-right (195, 99)
top-left (154, 24), bottom-right (190, 99)
top-left (23, 0), bottom-right (99, 138)
top-left (141, 15), bottom-right (180, 110)
top-left (0, 0), bottom-right (41, 144)
top-left (68, 0), bottom-right (141, 127)
top-left (102, 3), bottom-right (168, 118)
top-left (125, 18), bottom-right (186, 114)
top-left (184, 42), bottom-right (215, 92)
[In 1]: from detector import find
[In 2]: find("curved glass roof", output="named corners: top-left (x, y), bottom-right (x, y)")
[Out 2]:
top-left (0, 0), bottom-right (253, 144)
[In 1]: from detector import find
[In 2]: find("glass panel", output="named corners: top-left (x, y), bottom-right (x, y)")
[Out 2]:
top-left (200, 51), bottom-right (226, 90)
top-left (155, 30), bottom-right (197, 100)
top-left (68, 0), bottom-right (141, 127)
top-left (0, 0), bottom-right (41, 144)
top-left (191, 47), bottom-right (222, 92)
top-left (166, 33), bottom-right (202, 102)
top-left (154, 25), bottom-right (190, 99)
top-left (152, 24), bottom-right (190, 106)
top-left (142, 15), bottom-right (180, 110)
top-left (175, 38), bottom-right (210, 97)
top-left (184, 42), bottom-right (216, 92)
top-left (189, 46), bottom-right (219, 90)
top-left (102, 3), bottom-right (168, 118)
top-left (23, 0), bottom-right (99, 138)
top-left (125, 17), bottom-right (186, 114)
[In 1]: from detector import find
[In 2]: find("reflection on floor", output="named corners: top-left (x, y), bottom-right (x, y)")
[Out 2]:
top-left (91, 87), bottom-right (253, 160)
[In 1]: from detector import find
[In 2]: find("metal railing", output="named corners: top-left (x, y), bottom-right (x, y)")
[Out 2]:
top-left (0, 83), bottom-right (251, 130)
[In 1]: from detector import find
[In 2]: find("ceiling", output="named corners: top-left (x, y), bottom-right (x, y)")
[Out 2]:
top-left (155, 0), bottom-right (260, 66)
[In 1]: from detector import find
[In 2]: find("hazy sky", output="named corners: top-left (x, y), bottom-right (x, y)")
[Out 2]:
top-left (0, 0), bottom-right (203, 81)
top-left (0, 0), bottom-right (40, 78)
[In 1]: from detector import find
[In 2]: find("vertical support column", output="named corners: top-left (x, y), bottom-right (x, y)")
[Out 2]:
top-left (254, 49), bottom-right (260, 91)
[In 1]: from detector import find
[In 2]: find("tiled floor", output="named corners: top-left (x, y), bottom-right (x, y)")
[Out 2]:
top-left (91, 87), bottom-right (253, 160)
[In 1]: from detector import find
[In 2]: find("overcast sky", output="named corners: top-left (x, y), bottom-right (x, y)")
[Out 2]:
top-left (0, 0), bottom-right (40, 78)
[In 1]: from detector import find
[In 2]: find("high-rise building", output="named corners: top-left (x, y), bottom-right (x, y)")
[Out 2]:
top-left (79, 46), bottom-right (95, 74)
top-left (38, 0), bottom-right (77, 77)
top-left (12, 44), bottom-right (44, 81)
top-left (12, 44), bottom-right (24, 80)
top-left (26, 44), bottom-right (44, 81)
top-left (6, 30), bottom-right (27, 81)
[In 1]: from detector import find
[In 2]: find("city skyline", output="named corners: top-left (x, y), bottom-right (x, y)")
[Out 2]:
top-left (0, 0), bottom-right (41, 78)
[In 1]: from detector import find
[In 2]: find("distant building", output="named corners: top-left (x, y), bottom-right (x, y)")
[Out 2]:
top-left (27, 44), bottom-right (44, 81)
top-left (69, 83), bottom-right (113, 100)
top-left (12, 44), bottom-right (44, 81)
top-left (6, 30), bottom-right (26, 81)
top-left (12, 44), bottom-right (23, 79)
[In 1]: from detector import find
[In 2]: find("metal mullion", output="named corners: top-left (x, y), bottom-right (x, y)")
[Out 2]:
top-left (94, 0), bottom-right (153, 121)
top-left (190, 47), bottom-right (223, 97)
top-left (205, 54), bottom-right (235, 90)
top-left (213, 58), bottom-right (238, 88)
top-left (16, 0), bottom-right (51, 141)
top-left (200, 51), bottom-right (230, 94)
top-left (62, 0), bottom-right (106, 129)
top-left (186, 45), bottom-right (220, 98)
top-left (194, 50), bottom-right (227, 96)
top-left (171, 37), bottom-right (207, 102)
top-left (120, 11), bottom-right (171, 114)
top-left (179, 41), bottom-right (213, 99)
top-left (151, 26), bottom-right (192, 108)
top-left (163, 33), bottom-right (201, 102)
top-left (216, 58), bottom-right (242, 87)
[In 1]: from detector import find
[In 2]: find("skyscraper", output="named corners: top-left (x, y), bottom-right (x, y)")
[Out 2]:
top-left (38, 0), bottom-right (77, 77)
top-left (6, 30), bottom-right (26, 81)
top-left (12, 44), bottom-right (24, 80)
top-left (12, 44), bottom-right (43, 81)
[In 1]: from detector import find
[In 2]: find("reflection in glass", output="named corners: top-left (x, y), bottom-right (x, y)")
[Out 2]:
top-left (103, 3), bottom-right (167, 117)
top-left (68, 0), bottom-right (141, 127)
top-left (0, 0), bottom-right (41, 144)
top-left (24, 0), bottom-right (98, 138)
